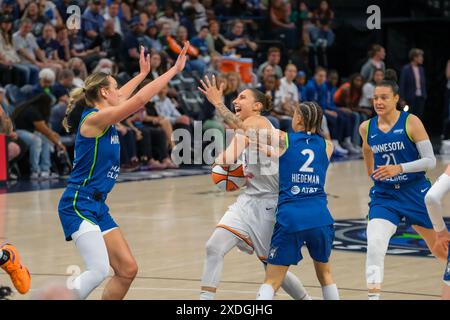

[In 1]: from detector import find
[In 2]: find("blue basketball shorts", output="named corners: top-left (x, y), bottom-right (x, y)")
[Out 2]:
top-left (58, 185), bottom-right (118, 241)
top-left (368, 179), bottom-right (433, 229)
top-left (267, 223), bottom-right (334, 266)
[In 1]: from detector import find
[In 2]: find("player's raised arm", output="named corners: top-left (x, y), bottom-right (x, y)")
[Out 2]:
top-left (85, 42), bottom-right (190, 129)
top-left (117, 46), bottom-right (151, 102)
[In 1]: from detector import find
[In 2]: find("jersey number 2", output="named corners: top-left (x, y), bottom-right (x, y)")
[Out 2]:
top-left (299, 149), bottom-right (314, 173)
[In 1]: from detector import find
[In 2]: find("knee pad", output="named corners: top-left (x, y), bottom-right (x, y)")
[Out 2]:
top-left (425, 191), bottom-right (441, 207)
top-left (366, 265), bottom-right (382, 285)
top-left (205, 238), bottom-right (225, 258)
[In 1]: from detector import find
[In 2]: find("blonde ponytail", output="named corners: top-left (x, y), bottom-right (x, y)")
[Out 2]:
top-left (63, 87), bottom-right (85, 133)
top-left (62, 71), bottom-right (111, 133)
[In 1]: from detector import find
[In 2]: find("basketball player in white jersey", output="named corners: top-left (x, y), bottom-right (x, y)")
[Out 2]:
top-left (197, 75), bottom-right (311, 300)
top-left (425, 164), bottom-right (450, 300)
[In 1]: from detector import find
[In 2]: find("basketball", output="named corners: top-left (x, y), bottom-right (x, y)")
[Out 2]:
top-left (211, 164), bottom-right (246, 191)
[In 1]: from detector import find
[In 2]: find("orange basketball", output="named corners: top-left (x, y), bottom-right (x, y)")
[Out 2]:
top-left (211, 164), bottom-right (246, 191)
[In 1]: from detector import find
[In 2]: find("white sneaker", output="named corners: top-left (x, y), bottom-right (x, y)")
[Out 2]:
top-left (353, 144), bottom-right (362, 153)
top-left (342, 140), bottom-right (361, 154)
top-left (29, 172), bottom-right (40, 180)
top-left (40, 171), bottom-right (59, 180)
top-left (332, 141), bottom-right (349, 155)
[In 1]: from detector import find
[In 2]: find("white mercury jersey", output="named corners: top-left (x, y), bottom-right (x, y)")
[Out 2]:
top-left (241, 122), bottom-right (279, 197)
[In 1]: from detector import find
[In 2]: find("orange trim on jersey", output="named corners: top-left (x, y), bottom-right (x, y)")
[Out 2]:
top-left (216, 224), bottom-right (254, 249)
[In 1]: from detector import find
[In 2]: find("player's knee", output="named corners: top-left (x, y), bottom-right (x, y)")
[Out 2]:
top-left (115, 259), bottom-right (138, 280)
top-left (424, 191), bottom-right (441, 207)
top-left (205, 238), bottom-right (225, 259)
top-left (316, 269), bottom-right (333, 286)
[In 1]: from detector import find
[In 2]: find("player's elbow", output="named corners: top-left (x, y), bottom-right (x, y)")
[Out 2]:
top-left (424, 156), bottom-right (436, 171)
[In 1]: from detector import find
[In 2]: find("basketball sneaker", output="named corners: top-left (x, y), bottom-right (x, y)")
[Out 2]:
top-left (0, 244), bottom-right (31, 294)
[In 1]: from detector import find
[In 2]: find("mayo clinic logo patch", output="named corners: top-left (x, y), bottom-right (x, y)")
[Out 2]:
top-left (333, 218), bottom-right (450, 258)
top-left (393, 129), bottom-right (404, 134)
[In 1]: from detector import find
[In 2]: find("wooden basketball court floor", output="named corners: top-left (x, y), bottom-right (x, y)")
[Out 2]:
top-left (1, 158), bottom-right (449, 300)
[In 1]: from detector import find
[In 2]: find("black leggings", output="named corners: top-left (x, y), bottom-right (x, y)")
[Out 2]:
top-left (118, 129), bottom-right (137, 164)
top-left (144, 126), bottom-right (168, 162)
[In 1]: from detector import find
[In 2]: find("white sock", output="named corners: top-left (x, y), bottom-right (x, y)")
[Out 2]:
top-left (368, 292), bottom-right (380, 300)
top-left (281, 271), bottom-right (311, 300)
top-left (200, 290), bottom-right (215, 300)
top-left (256, 284), bottom-right (275, 300)
top-left (322, 284), bottom-right (339, 300)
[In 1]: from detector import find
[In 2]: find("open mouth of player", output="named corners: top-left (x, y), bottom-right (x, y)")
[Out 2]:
top-left (235, 106), bottom-right (241, 115)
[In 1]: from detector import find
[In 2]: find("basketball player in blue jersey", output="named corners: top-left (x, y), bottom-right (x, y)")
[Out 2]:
top-left (359, 80), bottom-right (447, 300)
top-left (255, 101), bottom-right (340, 300)
top-left (424, 165), bottom-right (450, 300)
top-left (57, 43), bottom-right (189, 300)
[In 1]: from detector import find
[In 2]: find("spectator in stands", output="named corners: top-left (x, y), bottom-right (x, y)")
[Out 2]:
top-left (143, 0), bottom-right (160, 21)
top-left (123, 113), bottom-right (166, 170)
top-left (359, 68), bottom-right (384, 117)
top-left (167, 26), bottom-right (206, 76)
top-left (82, 0), bottom-right (105, 46)
top-left (0, 14), bottom-right (39, 86)
top-left (442, 60), bottom-right (450, 140)
top-left (223, 72), bottom-right (242, 112)
top-left (274, 64), bottom-right (298, 131)
top-left (32, 68), bottom-right (56, 99)
top-left (1, 0), bottom-right (20, 20)
top-left (67, 57), bottom-right (88, 87)
top-left (308, 18), bottom-right (335, 68)
top-left (122, 17), bottom-right (147, 75)
top-left (214, 0), bottom-right (239, 19)
top-left (12, 93), bottom-right (66, 179)
top-left (13, 19), bottom-right (55, 72)
top-left (205, 52), bottom-right (222, 77)
top-left (0, 86), bottom-right (12, 115)
top-left (49, 69), bottom-right (75, 135)
top-left (325, 69), bottom-right (339, 111)
top-left (103, 0), bottom-right (125, 36)
top-left (146, 21), bottom-right (163, 53)
top-left (55, 0), bottom-right (72, 22)
top-left (399, 48), bottom-right (427, 118)
top-left (90, 19), bottom-right (122, 63)
top-left (152, 85), bottom-right (193, 134)
top-left (226, 20), bottom-right (258, 59)
top-left (157, 5), bottom-right (180, 35)
top-left (270, 0), bottom-right (298, 50)
top-left (384, 68), bottom-right (398, 82)
top-left (191, 25), bottom-right (211, 64)
top-left (256, 74), bottom-right (282, 129)
top-left (360, 44), bottom-right (386, 82)
top-left (334, 73), bottom-right (365, 148)
top-left (296, 70), bottom-right (307, 101)
top-left (257, 47), bottom-right (283, 81)
top-left (68, 28), bottom-right (103, 71)
top-left (291, 1), bottom-right (313, 28)
top-left (304, 66), bottom-right (353, 155)
top-left (55, 25), bottom-right (71, 62)
top-left (180, 5), bottom-right (197, 39)
top-left (19, 1), bottom-right (48, 37)
top-left (312, 0), bottom-right (335, 23)
top-left (119, 0), bottom-right (134, 23)
top-left (260, 65), bottom-right (275, 84)
top-left (39, 0), bottom-right (63, 26)
top-left (205, 19), bottom-right (230, 55)
top-left (182, 0), bottom-right (207, 32)
top-left (38, 24), bottom-right (67, 70)
top-left (0, 93), bottom-right (21, 179)
top-left (116, 121), bottom-right (141, 172)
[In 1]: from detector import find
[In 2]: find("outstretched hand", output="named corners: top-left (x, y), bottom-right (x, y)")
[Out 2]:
top-left (198, 75), bottom-right (225, 106)
top-left (139, 46), bottom-right (151, 75)
top-left (174, 41), bottom-right (190, 72)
